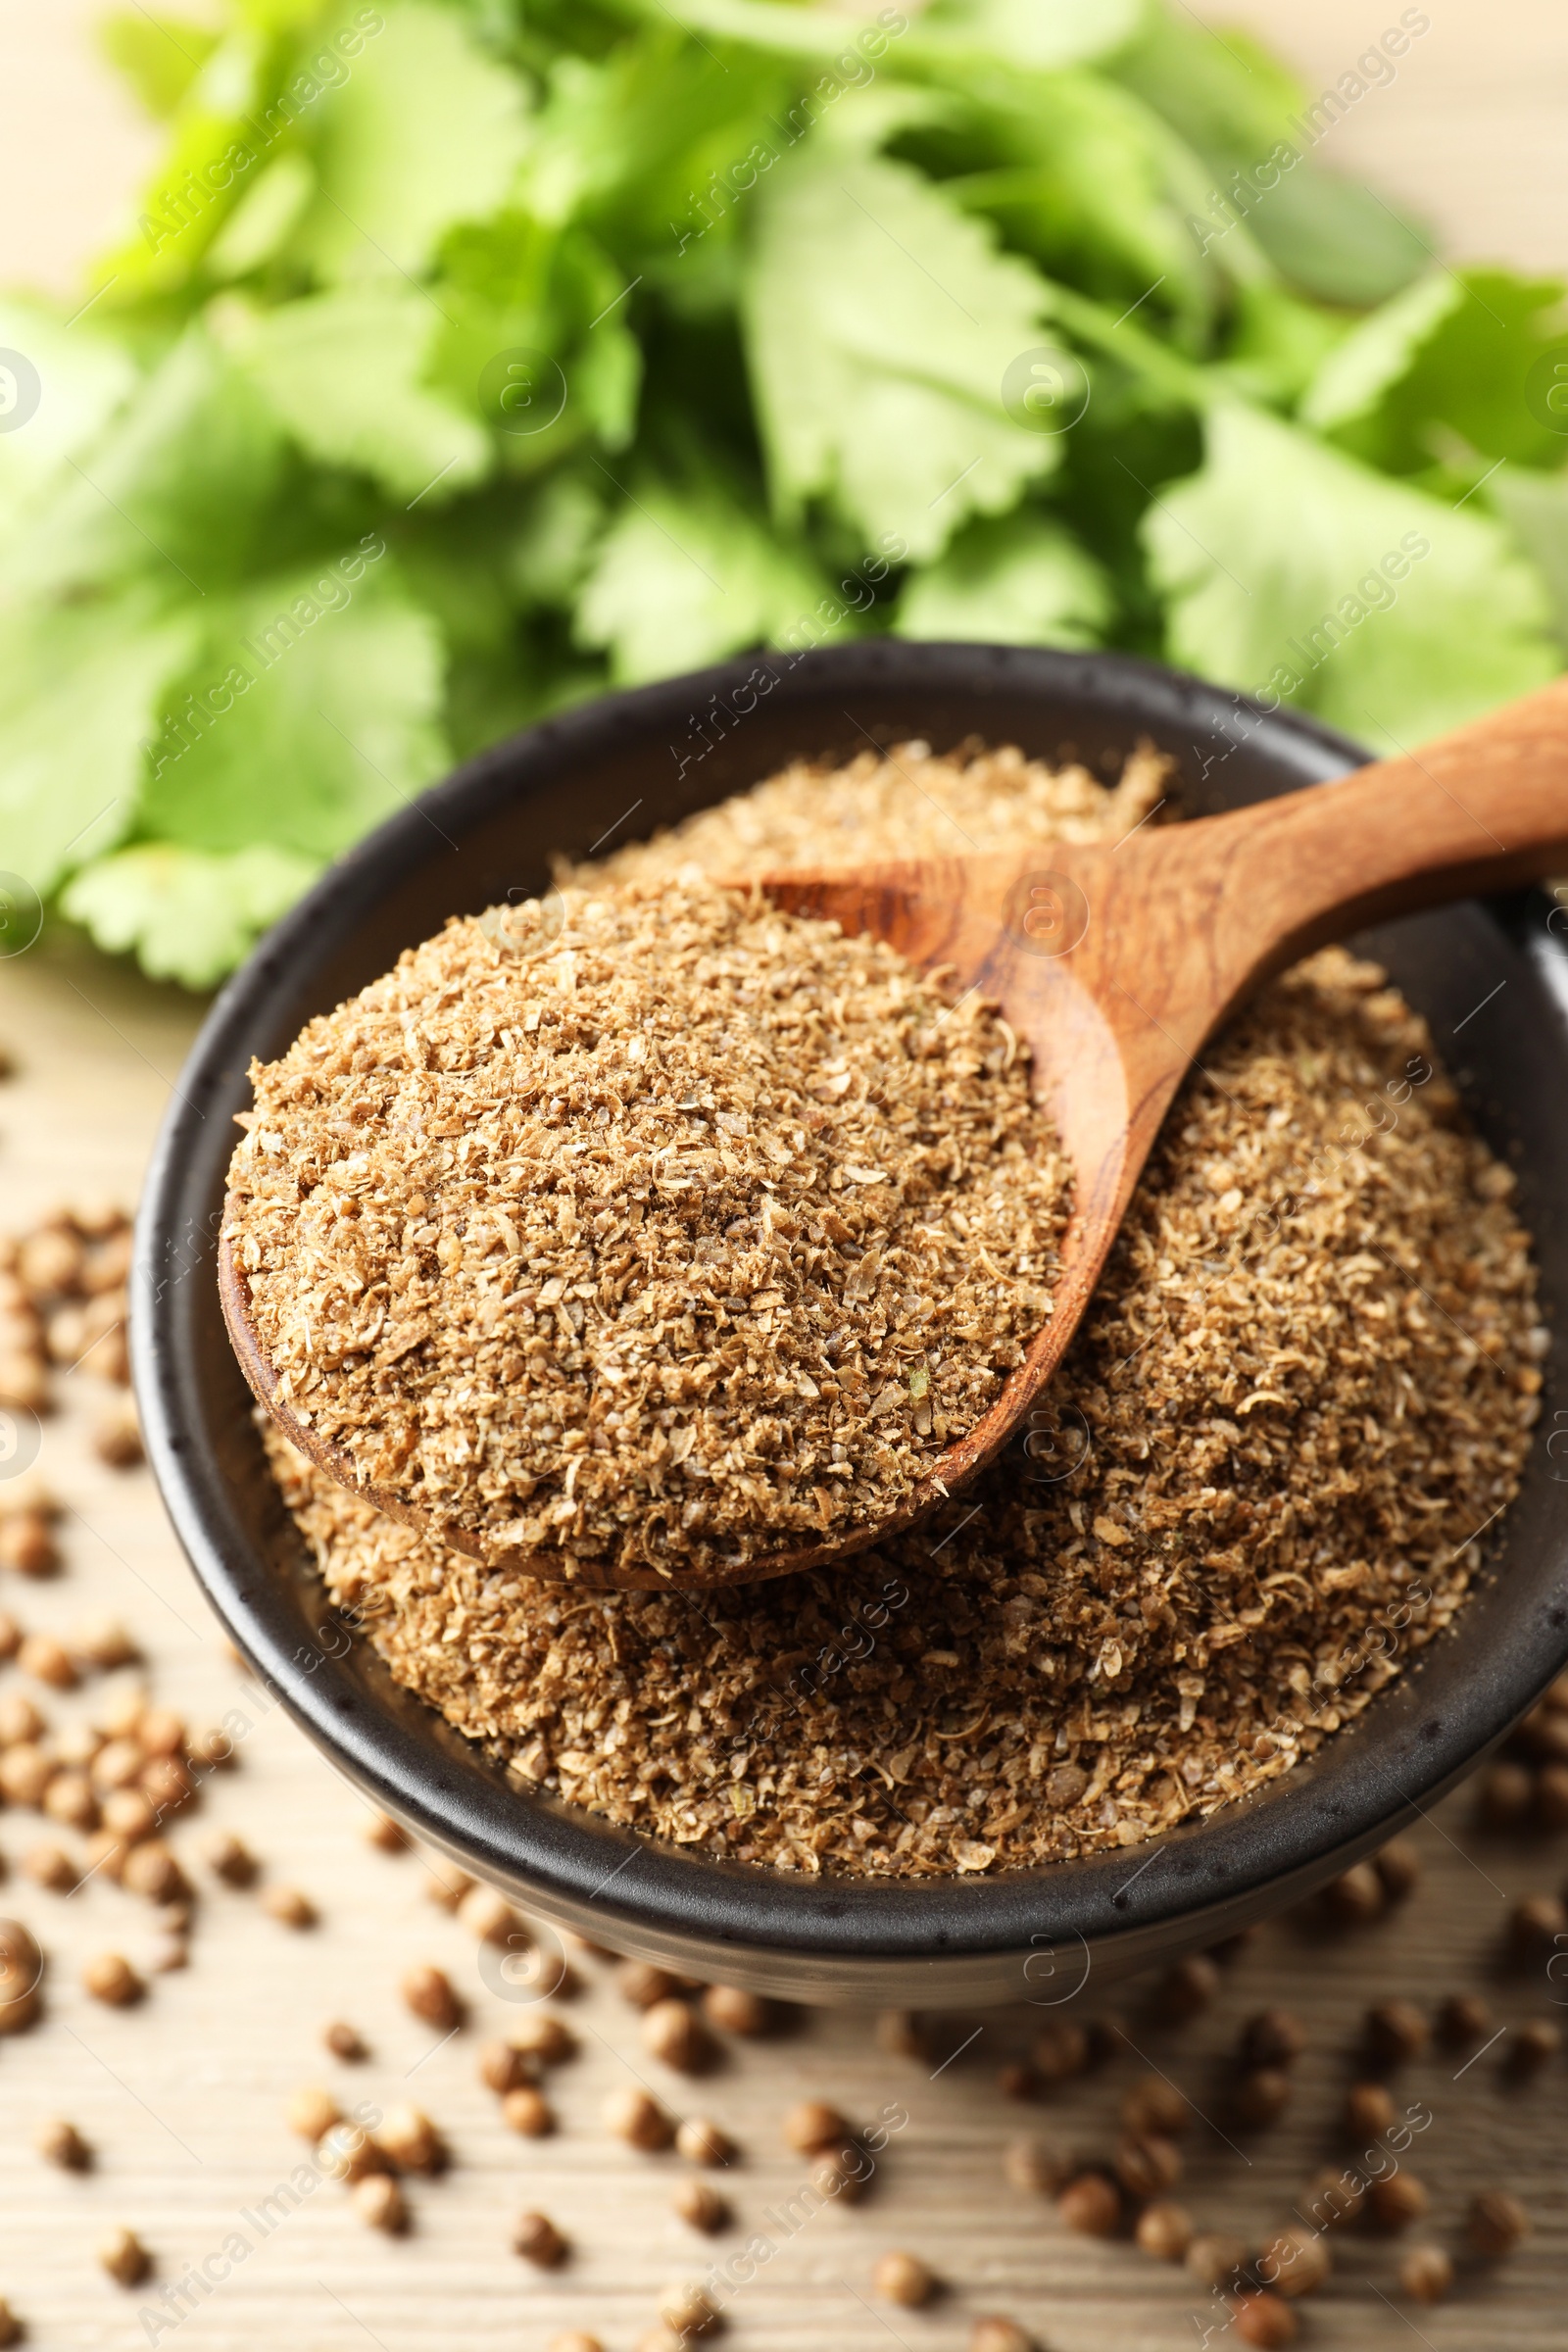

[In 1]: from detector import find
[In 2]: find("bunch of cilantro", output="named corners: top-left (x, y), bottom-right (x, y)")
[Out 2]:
top-left (2, 0), bottom-right (1564, 987)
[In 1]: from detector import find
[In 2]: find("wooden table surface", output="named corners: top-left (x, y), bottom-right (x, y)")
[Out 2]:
top-left (2, 8), bottom-right (1568, 2348)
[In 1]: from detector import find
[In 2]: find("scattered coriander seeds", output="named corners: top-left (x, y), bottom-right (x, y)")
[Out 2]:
top-left (35, 2118), bottom-right (90, 2171)
top-left (1344, 2082), bottom-right (1396, 2139)
top-left (17, 1634), bottom-right (74, 1690)
top-left (365, 1810), bottom-right (409, 1852)
top-left (1256, 2226), bottom-right (1330, 2298)
top-left (261, 1885), bottom-right (315, 1930)
top-left (0, 2298), bottom-right (19, 2348)
top-left (82, 1951), bottom-right (142, 2007)
top-left (1114, 2133), bottom-right (1182, 2198)
top-left (969, 2322), bottom-right (1032, 2352)
top-left (324, 2021), bottom-right (368, 2061)
top-left (1032, 2021), bottom-right (1089, 2082)
top-left (1510, 2018), bottom-right (1562, 2073)
top-left (1121, 2077), bottom-right (1190, 2138)
top-left (702, 1984), bottom-right (775, 2036)
top-left (675, 2117), bottom-right (735, 2167)
top-left (1186, 2235), bottom-right (1248, 2291)
top-left (0, 1745), bottom-right (52, 1806)
top-left (353, 2173), bottom-right (408, 2233)
top-left (877, 2011), bottom-right (931, 2060)
top-left (607, 2087), bottom-right (675, 2151)
top-left (99, 2227), bottom-right (151, 2287)
top-left (1240, 2009), bottom-right (1305, 2069)
top-left (202, 1833), bottom-right (258, 1887)
top-left (1230, 2289), bottom-right (1298, 2349)
top-left (0, 1692), bottom-right (43, 1746)
top-left (378, 2104), bottom-right (444, 2175)
top-left (285, 2086), bottom-right (341, 2140)
top-left (658, 2282), bottom-right (718, 2338)
top-left (813, 2145), bottom-right (871, 2204)
top-left (1322, 1863), bottom-right (1384, 1927)
top-left (479, 2040), bottom-right (533, 2094)
top-left (457, 1883), bottom-right (519, 1945)
top-left (401, 1964), bottom-right (462, 2031)
top-left (509, 2012), bottom-right (575, 2066)
top-left (643, 1998), bottom-right (715, 2074)
top-left (549, 2335), bottom-right (606, 2352)
top-left (673, 2180), bottom-right (729, 2233)
top-left (1152, 1954), bottom-right (1218, 2020)
top-left (1136, 2201), bottom-right (1194, 2262)
top-left (317, 2123), bottom-right (386, 2183)
top-left (514, 2211), bottom-right (567, 2268)
top-left (1468, 2189), bottom-right (1531, 2257)
top-left (502, 2086), bottom-right (555, 2137)
top-left (1302, 2169), bottom-right (1366, 2230)
top-left (423, 1864), bottom-right (472, 1911)
top-left (1437, 1991), bottom-right (1492, 2044)
top-left (1374, 1838), bottom-right (1421, 1900)
top-left (873, 2251), bottom-right (936, 2307)
top-left (1399, 2244), bottom-right (1454, 2304)
top-left (122, 1841), bottom-right (186, 1905)
top-left (1367, 2173), bottom-right (1430, 2231)
top-left (1480, 1761), bottom-right (1535, 1828)
top-left (783, 2100), bottom-right (852, 2155)
top-left (1056, 2173), bottom-right (1119, 2237)
top-left (1235, 2068), bottom-right (1294, 2128)
top-left (618, 1962), bottom-right (685, 2010)
top-left (23, 1843), bottom-right (75, 1893)
top-left (1365, 2000), bottom-right (1429, 2067)
top-left (1509, 1893), bottom-right (1567, 1960)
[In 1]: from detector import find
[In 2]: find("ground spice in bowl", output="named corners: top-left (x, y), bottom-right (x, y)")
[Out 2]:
top-left (225, 875), bottom-right (1067, 1582)
top-left (259, 741), bottom-right (1541, 1878)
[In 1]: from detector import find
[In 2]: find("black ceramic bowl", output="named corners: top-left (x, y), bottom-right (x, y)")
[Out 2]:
top-left (135, 643), bottom-right (1568, 2007)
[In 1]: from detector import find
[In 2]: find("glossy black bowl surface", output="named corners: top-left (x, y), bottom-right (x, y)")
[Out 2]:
top-left (135, 642), bottom-right (1568, 2005)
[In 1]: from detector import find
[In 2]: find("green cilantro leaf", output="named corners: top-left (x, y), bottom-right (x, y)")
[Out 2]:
top-left (1300, 268), bottom-right (1568, 474)
top-left (139, 552), bottom-right (449, 858)
top-left (61, 841), bottom-right (320, 989)
top-left (894, 510), bottom-right (1112, 647)
top-left (294, 1), bottom-right (534, 284)
top-left (575, 466), bottom-right (832, 682)
top-left (230, 287), bottom-right (491, 504)
top-left (742, 147), bottom-right (1058, 560)
top-left (0, 595), bottom-right (198, 898)
top-left (1491, 466), bottom-right (1568, 650)
top-left (1144, 401), bottom-right (1558, 741)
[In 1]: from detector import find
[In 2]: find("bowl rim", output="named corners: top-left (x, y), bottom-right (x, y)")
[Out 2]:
top-left (133, 639), bottom-right (1568, 1974)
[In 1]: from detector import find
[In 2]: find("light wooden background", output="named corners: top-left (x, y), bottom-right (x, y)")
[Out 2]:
top-left (2, 7), bottom-right (1568, 2348)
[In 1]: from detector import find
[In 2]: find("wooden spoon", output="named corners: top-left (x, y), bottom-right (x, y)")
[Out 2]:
top-left (220, 678), bottom-right (1568, 1589)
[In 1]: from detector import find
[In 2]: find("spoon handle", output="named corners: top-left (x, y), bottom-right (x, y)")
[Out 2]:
top-left (1196, 674), bottom-right (1568, 987)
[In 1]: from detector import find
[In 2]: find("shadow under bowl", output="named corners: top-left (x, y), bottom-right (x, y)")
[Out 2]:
top-left (134, 642), bottom-right (1568, 2006)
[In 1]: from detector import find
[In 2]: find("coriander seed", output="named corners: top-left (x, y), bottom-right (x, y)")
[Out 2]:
top-left (703, 1984), bottom-right (775, 2036)
top-left (514, 2211), bottom-right (567, 2268)
top-left (1468, 2189), bottom-right (1530, 2257)
top-left (353, 2173), bottom-right (407, 2233)
top-left (1364, 2000), bottom-right (1429, 2067)
top-left (607, 2087), bottom-right (674, 2150)
top-left (502, 2086), bottom-right (554, 2136)
top-left (400, 1964), bottom-right (461, 2031)
top-left (1056, 2173), bottom-right (1118, 2237)
top-left (783, 2100), bottom-right (851, 2155)
top-left (1367, 2173), bottom-right (1429, 2231)
top-left (643, 1997), bottom-right (714, 2074)
top-left (1230, 2290), bottom-right (1297, 2348)
top-left (872, 2251), bottom-right (935, 2307)
top-left (98, 2228), bottom-right (150, 2287)
top-left (286, 2087), bottom-right (341, 2140)
top-left (378, 2104), bottom-right (444, 2175)
top-left (35, 2118), bottom-right (89, 2171)
top-left (970, 2321), bottom-right (1031, 2352)
top-left (1344, 2082), bottom-right (1396, 2139)
top-left (82, 1952), bottom-right (142, 2007)
top-left (1399, 2244), bottom-right (1453, 2303)
top-left (675, 2116), bottom-right (735, 2166)
top-left (1136, 2201), bottom-right (1193, 2262)
top-left (673, 2180), bottom-right (728, 2233)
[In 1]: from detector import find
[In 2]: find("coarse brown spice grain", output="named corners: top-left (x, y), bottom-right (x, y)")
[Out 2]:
top-left (262, 752), bottom-right (1540, 1876)
top-left (229, 872), bottom-right (1069, 1581)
